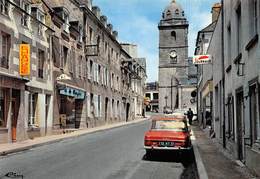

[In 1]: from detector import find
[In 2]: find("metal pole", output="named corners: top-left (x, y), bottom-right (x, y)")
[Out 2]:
top-left (221, 0), bottom-right (226, 148)
top-left (171, 76), bottom-right (173, 110)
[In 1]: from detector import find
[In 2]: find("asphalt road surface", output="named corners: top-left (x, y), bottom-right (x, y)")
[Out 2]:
top-left (0, 120), bottom-right (198, 179)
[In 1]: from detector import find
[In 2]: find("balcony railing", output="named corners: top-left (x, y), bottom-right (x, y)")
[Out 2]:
top-left (0, 56), bottom-right (9, 69)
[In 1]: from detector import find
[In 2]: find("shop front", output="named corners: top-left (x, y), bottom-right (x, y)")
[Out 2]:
top-left (0, 75), bottom-right (27, 143)
top-left (58, 85), bottom-right (85, 129)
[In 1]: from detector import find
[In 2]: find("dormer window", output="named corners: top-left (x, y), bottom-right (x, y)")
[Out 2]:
top-left (0, 0), bottom-right (9, 16)
top-left (21, 1), bottom-right (30, 27)
top-left (37, 10), bottom-right (45, 36)
top-left (175, 9), bottom-right (179, 15)
top-left (182, 11), bottom-right (185, 16)
top-left (63, 12), bottom-right (69, 33)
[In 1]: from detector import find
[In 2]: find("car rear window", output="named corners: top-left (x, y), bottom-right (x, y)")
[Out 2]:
top-left (152, 120), bottom-right (186, 131)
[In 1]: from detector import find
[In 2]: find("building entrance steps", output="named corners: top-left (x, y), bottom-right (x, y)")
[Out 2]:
top-left (191, 123), bottom-right (257, 179)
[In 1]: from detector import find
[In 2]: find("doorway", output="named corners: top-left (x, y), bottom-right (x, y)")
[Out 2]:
top-left (236, 90), bottom-right (244, 162)
top-left (11, 90), bottom-right (20, 142)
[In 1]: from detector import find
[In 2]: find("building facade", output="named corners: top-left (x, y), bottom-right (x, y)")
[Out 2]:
top-left (145, 82), bottom-right (159, 112)
top-left (0, 0), bottom-right (54, 143)
top-left (158, 0), bottom-right (196, 113)
top-left (0, 0), bottom-right (146, 144)
top-left (196, 0), bottom-right (260, 175)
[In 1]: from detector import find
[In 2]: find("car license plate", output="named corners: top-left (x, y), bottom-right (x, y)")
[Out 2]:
top-left (159, 141), bottom-right (174, 147)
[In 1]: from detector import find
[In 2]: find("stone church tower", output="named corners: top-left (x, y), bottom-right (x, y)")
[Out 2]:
top-left (158, 0), bottom-right (189, 113)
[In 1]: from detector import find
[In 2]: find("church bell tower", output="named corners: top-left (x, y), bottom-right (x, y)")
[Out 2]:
top-left (158, 0), bottom-right (189, 113)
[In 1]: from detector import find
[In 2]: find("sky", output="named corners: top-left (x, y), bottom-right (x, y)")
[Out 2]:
top-left (93, 0), bottom-right (218, 82)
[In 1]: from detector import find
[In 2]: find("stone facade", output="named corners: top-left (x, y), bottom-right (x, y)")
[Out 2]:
top-left (0, 0), bottom-right (146, 144)
top-left (196, 1), bottom-right (260, 175)
top-left (158, 0), bottom-right (196, 113)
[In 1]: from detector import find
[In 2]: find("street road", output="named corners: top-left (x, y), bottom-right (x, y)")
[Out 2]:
top-left (0, 120), bottom-right (198, 179)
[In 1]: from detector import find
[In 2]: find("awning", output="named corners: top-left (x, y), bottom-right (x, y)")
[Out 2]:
top-left (57, 81), bottom-right (86, 100)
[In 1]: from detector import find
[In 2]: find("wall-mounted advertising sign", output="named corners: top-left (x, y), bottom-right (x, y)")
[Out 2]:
top-left (193, 55), bottom-right (212, 64)
top-left (19, 44), bottom-right (30, 76)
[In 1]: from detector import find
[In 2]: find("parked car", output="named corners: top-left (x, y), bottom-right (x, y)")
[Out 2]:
top-left (144, 116), bottom-right (192, 156)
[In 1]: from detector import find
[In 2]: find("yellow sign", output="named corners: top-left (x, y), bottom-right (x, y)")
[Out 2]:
top-left (19, 44), bottom-right (30, 76)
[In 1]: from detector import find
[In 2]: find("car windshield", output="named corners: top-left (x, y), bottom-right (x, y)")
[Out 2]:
top-left (152, 120), bottom-right (186, 131)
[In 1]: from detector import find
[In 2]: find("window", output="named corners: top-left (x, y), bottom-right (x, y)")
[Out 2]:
top-left (0, 0), bottom-right (9, 16)
top-left (79, 25), bottom-right (83, 43)
top-left (249, 0), bottom-right (258, 38)
top-left (69, 48), bottom-right (75, 74)
top-left (98, 65), bottom-right (101, 84)
top-left (236, 4), bottom-right (242, 54)
top-left (175, 9), bottom-right (179, 15)
top-left (0, 89), bottom-right (6, 127)
top-left (63, 12), bottom-right (69, 33)
top-left (89, 27), bottom-right (93, 44)
top-left (21, 1), bottom-right (30, 27)
top-left (37, 11), bottom-right (45, 36)
top-left (90, 60), bottom-right (93, 80)
top-left (171, 31), bottom-right (176, 40)
top-left (78, 56), bottom-right (82, 78)
top-left (62, 46), bottom-right (68, 69)
top-left (38, 49), bottom-right (44, 78)
top-left (98, 95), bottom-right (102, 117)
top-left (249, 84), bottom-right (258, 145)
top-left (227, 24), bottom-right (231, 65)
top-left (1, 32), bottom-right (10, 69)
top-left (153, 93), bottom-right (159, 100)
top-left (28, 93), bottom-right (38, 126)
top-left (166, 10), bottom-right (171, 16)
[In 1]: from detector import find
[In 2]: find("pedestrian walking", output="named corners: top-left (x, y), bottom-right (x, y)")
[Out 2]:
top-left (187, 108), bottom-right (194, 125)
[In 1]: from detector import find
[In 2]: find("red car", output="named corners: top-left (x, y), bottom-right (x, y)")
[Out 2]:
top-left (144, 116), bottom-right (192, 155)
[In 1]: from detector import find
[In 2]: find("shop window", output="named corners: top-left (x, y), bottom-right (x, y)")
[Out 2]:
top-left (1, 31), bottom-right (10, 69)
top-left (28, 93), bottom-right (38, 126)
top-left (0, 89), bottom-right (6, 127)
top-left (38, 49), bottom-right (45, 78)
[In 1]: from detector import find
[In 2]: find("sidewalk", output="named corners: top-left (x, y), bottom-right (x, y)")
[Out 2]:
top-left (191, 124), bottom-right (257, 179)
top-left (0, 118), bottom-right (148, 156)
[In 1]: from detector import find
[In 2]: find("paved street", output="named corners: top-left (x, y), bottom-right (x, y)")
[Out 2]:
top-left (0, 120), bottom-right (198, 179)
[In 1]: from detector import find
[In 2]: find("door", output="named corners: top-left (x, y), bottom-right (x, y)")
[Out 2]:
top-left (105, 98), bottom-right (108, 122)
top-left (236, 91), bottom-right (244, 161)
top-left (11, 99), bottom-right (17, 142)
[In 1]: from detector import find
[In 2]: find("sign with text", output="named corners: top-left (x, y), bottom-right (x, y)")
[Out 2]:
top-left (193, 55), bottom-right (212, 64)
top-left (19, 44), bottom-right (30, 76)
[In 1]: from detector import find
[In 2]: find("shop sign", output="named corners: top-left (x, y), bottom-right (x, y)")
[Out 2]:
top-left (19, 44), bottom-right (30, 76)
top-left (193, 55), bottom-right (212, 64)
top-left (60, 87), bottom-right (85, 99)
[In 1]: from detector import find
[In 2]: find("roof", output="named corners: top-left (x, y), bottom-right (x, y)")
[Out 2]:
top-left (162, 0), bottom-right (185, 20)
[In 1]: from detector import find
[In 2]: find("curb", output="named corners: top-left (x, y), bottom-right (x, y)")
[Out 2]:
top-left (0, 118), bottom-right (148, 156)
top-left (191, 129), bottom-right (209, 179)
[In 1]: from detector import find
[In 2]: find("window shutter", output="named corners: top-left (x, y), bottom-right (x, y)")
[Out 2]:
top-left (87, 93), bottom-right (91, 117)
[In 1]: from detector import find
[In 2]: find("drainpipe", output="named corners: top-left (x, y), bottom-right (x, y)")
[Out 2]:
top-left (221, 0), bottom-right (226, 148)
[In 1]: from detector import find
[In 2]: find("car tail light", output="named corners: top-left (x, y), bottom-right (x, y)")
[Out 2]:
top-left (145, 140), bottom-right (152, 146)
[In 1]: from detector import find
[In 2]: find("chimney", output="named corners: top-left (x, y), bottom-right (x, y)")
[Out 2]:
top-left (92, 6), bottom-right (101, 19)
top-left (107, 23), bottom-right (113, 33)
top-left (113, 31), bottom-right (118, 39)
top-left (211, 3), bottom-right (221, 22)
top-left (100, 15), bottom-right (107, 27)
